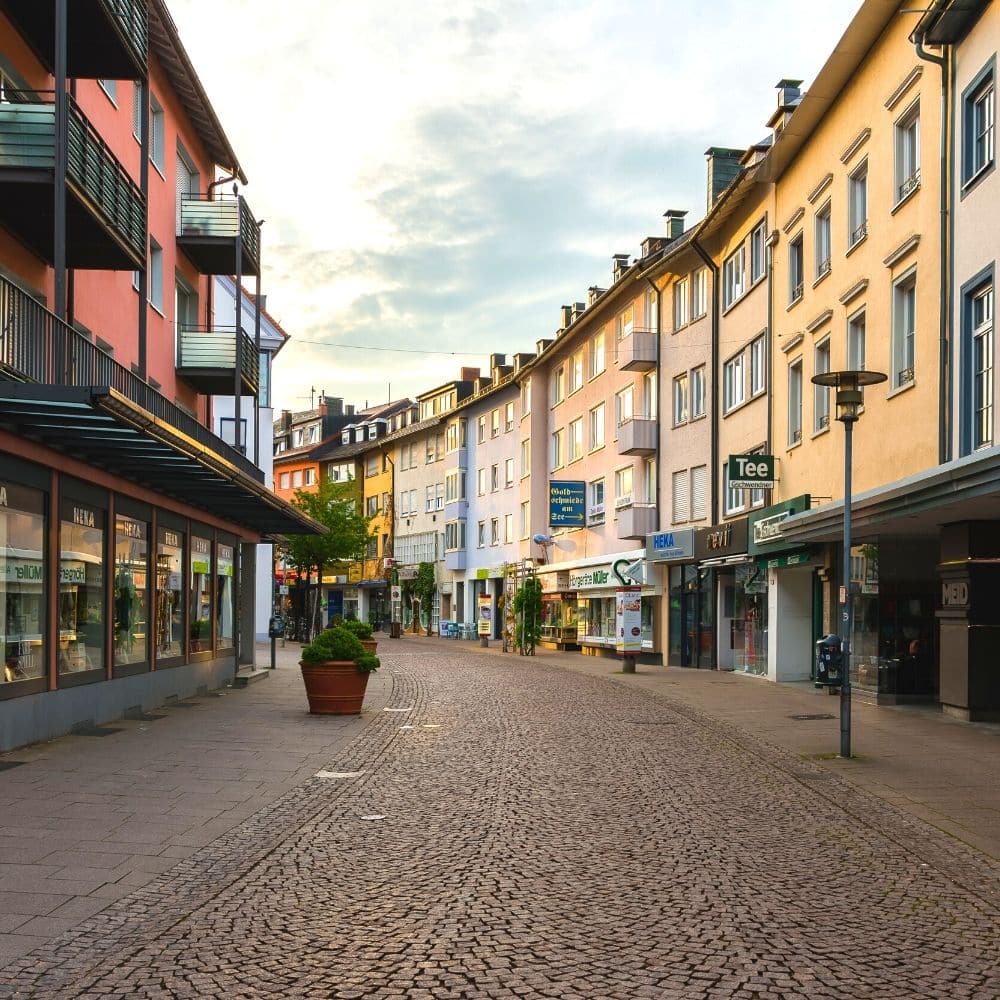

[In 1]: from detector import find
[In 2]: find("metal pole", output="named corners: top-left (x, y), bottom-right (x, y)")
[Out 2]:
top-left (53, 0), bottom-right (67, 321)
top-left (841, 417), bottom-right (854, 759)
top-left (253, 268), bottom-right (261, 466)
top-left (234, 196), bottom-right (243, 454)
top-left (270, 635), bottom-right (276, 671)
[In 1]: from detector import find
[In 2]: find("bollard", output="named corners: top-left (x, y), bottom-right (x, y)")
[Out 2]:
top-left (622, 654), bottom-right (636, 674)
top-left (270, 635), bottom-right (276, 670)
top-left (480, 636), bottom-right (489, 648)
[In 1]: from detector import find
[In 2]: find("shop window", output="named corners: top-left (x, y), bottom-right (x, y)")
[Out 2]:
top-left (58, 501), bottom-right (106, 676)
top-left (2, 484), bottom-right (47, 687)
top-left (189, 535), bottom-right (213, 653)
top-left (114, 515), bottom-right (149, 670)
top-left (216, 543), bottom-right (234, 650)
top-left (156, 527), bottom-right (184, 660)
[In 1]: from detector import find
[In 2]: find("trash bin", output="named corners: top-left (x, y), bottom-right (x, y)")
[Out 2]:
top-left (390, 621), bottom-right (401, 639)
top-left (815, 634), bottom-right (842, 688)
top-left (267, 616), bottom-right (285, 640)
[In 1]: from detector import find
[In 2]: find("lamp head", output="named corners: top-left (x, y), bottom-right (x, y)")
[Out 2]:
top-left (811, 369), bottom-right (887, 424)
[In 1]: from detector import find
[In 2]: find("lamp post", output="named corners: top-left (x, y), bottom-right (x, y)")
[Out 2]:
top-left (810, 368), bottom-right (887, 759)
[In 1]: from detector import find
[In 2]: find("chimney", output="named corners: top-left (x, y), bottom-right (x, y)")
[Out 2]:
top-left (768, 78), bottom-right (803, 139)
top-left (571, 301), bottom-right (586, 322)
top-left (489, 352), bottom-right (506, 373)
top-left (641, 236), bottom-right (666, 259)
top-left (587, 286), bottom-right (605, 306)
top-left (705, 147), bottom-right (744, 208)
top-left (493, 364), bottom-right (513, 385)
top-left (612, 254), bottom-right (630, 282)
top-left (475, 376), bottom-right (491, 393)
top-left (664, 209), bottom-right (687, 240)
top-left (346, 403), bottom-right (355, 416)
top-left (513, 352), bottom-right (535, 371)
top-left (536, 337), bottom-right (553, 354)
top-left (560, 305), bottom-right (573, 329)
top-left (460, 366), bottom-right (480, 382)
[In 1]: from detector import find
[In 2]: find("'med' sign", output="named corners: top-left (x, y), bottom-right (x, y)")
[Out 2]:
top-left (727, 454), bottom-right (775, 490)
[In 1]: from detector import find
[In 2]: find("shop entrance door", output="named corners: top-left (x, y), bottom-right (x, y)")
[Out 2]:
top-left (669, 565), bottom-right (714, 668)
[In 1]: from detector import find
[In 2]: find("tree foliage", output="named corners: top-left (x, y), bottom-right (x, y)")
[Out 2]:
top-left (513, 576), bottom-right (543, 652)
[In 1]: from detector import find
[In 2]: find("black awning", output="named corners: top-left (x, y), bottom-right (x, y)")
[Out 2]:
top-left (0, 384), bottom-right (324, 540)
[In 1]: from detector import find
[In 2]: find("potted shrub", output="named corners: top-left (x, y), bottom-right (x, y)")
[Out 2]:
top-left (299, 625), bottom-right (380, 715)
top-left (339, 618), bottom-right (377, 653)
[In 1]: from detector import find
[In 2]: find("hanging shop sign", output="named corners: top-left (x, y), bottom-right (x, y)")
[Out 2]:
top-left (548, 480), bottom-right (586, 527)
top-left (615, 585), bottom-right (642, 655)
top-left (747, 494), bottom-right (811, 556)
top-left (727, 454), bottom-right (776, 491)
top-left (397, 565), bottom-right (418, 581)
top-left (694, 518), bottom-right (748, 562)
top-left (645, 528), bottom-right (695, 563)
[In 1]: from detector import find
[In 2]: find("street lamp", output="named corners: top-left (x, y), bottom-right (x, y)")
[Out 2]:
top-left (810, 368), bottom-right (887, 759)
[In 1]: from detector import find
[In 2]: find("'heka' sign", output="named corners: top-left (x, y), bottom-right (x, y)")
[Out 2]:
top-left (727, 454), bottom-right (775, 491)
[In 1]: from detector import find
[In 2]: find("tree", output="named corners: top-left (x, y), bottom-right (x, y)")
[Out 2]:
top-left (281, 479), bottom-right (373, 641)
top-left (513, 576), bottom-right (542, 654)
top-left (401, 561), bottom-right (436, 634)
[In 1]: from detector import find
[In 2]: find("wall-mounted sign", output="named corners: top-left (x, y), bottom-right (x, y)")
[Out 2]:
top-left (549, 480), bottom-right (586, 527)
top-left (694, 518), bottom-right (749, 561)
top-left (645, 528), bottom-right (695, 563)
top-left (727, 454), bottom-right (775, 490)
top-left (397, 565), bottom-right (417, 581)
top-left (569, 567), bottom-right (613, 590)
top-left (747, 494), bottom-right (811, 556)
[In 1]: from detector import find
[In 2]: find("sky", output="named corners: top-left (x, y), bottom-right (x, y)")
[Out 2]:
top-left (167, 0), bottom-right (863, 414)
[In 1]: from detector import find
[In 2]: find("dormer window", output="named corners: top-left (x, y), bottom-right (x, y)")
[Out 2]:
top-left (368, 424), bottom-right (378, 440)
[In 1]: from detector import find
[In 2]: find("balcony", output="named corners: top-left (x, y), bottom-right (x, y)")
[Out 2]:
top-left (0, 273), bottom-right (262, 483)
top-left (178, 195), bottom-right (261, 277)
top-left (444, 550), bottom-right (467, 571)
top-left (617, 503), bottom-right (657, 540)
top-left (176, 326), bottom-right (259, 396)
top-left (617, 416), bottom-right (657, 455)
top-left (0, 0), bottom-right (147, 79)
top-left (0, 92), bottom-right (145, 269)
top-left (615, 329), bottom-right (656, 371)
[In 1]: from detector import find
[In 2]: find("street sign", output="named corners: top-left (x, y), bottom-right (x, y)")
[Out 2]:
top-left (727, 453), bottom-right (775, 490)
top-left (390, 585), bottom-right (401, 602)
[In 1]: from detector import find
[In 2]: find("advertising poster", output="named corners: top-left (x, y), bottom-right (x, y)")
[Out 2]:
top-left (615, 585), bottom-right (642, 655)
top-left (477, 594), bottom-right (492, 636)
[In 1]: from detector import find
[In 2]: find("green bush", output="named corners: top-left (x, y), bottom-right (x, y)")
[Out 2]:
top-left (339, 618), bottom-right (374, 641)
top-left (300, 626), bottom-right (364, 666)
top-left (355, 653), bottom-right (380, 674)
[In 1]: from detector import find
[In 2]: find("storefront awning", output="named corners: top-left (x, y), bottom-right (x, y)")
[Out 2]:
top-left (780, 446), bottom-right (1000, 544)
top-left (0, 384), bottom-right (325, 540)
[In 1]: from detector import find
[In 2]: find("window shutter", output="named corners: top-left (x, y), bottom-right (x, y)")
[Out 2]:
top-left (691, 465), bottom-right (707, 520)
top-left (672, 470), bottom-right (689, 523)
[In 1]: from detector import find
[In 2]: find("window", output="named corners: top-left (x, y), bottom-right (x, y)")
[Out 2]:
top-left (521, 379), bottom-right (532, 416)
top-left (445, 520), bottom-right (466, 551)
top-left (150, 94), bottom-right (164, 173)
top-left (589, 332), bottom-right (606, 378)
top-left (99, 79), bottom-right (117, 103)
top-left (551, 366), bottom-right (565, 406)
top-left (895, 102), bottom-right (921, 202)
top-left (477, 415), bottom-right (487, 444)
top-left (446, 420), bottom-right (465, 452)
top-left (614, 466), bottom-right (633, 507)
top-left (505, 457), bottom-right (515, 487)
top-left (645, 289), bottom-right (658, 329)
top-left (279, 472), bottom-right (289, 490)
top-left (292, 470), bottom-right (303, 488)
top-left (723, 353), bottom-right (745, 412)
top-left (569, 350), bottom-right (584, 394)
top-left (788, 232), bottom-right (804, 304)
top-left (672, 373), bottom-right (689, 426)
top-left (551, 429), bottom-right (564, 470)
top-left (521, 438), bottom-right (531, 478)
top-left (436, 483), bottom-right (445, 510)
top-left (691, 465), bottom-right (707, 520)
top-left (220, 417), bottom-right (247, 451)
top-left (504, 514), bottom-right (514, 544)
top-left (643, 370), bottom-right (657, 419)
top-left (848, 159), bottom-right (868, 248)
top-left (615, 385), bottom-right (634, 427)
top-left (445, 470), bottom-right (466, 503)
top-left (149, 239), bottom-right (163, 312)
top-left (750, 335), bottom-right (766, 397)
top-left (366, 424), bottom-right (377, 441)
top-left (478, 521), bottom-right (486, 548)
top-left (815, 203), bottom-right (831, 279)
top-left (750, 220), bottom-right (767, 283)
top-left (673, 278), bottom-right (689, 330)
top-left (692, 268), bottom-right (708, 319)
top-left (520, 501), bottom-right (531, 539)
top-left (505, 402), bottom-right (515, 432)
top-left (971, 283), bottom-right (994, 450)
top-left (490, 464), bottom-right (500, 492)
top-left (588, 479), bottom-right (605, 523)
top-left (892, 271), bottom-right (917, 388)
top-left (367, 495), bottom-right (379, 517)
top-left (965, 68), bottom-right (995, 184)
top-left (425, 486), bottom-right (435, 512)
top-left (617, 305), bottom-right (634, 340)
top-left (672, 470), bottom-right (689, 523)
top-left (308, 424), bottom-right (320, 443)
top-left (589, 402), bottom-right (605, 450)
top-left (814, 338), bottom-right (831, 432)
top-left (490, 518), bottom-right (500, 545)
top-left (788, 358), bottom-right (803, 445)
top-left (304, 468), bottom-right (316, 486)
top-left (848, 308), bottom-right (866, 372)
top-left (691, 366), bottom-right (706, 418)
top-left (568, 418), bottom-right (583, 461)
top-left (724, 466), bottom-right (745, 515)
top-left (641, 458), bottom-right (656, 504)
top-left (491, 408), bottom-right (500, 438)
top-left (723, 245), bottom-right (745, 309)
top-left (477, 468), bottom-right (487, 496)
top-left (292, 428), bottom-right (304, 448)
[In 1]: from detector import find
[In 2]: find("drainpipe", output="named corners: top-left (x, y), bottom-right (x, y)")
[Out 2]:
top-left (691, 238), bottom-right (720, 523)
top-left (643, 276), bottom-right (661, 520)
top-left (914, 30), bottom-right (951, 464)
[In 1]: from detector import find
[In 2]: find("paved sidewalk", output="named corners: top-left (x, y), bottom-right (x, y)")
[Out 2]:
top-left (0, 639), bottom-right (394, 969)
top-left (456, 635), bottom-right (1000, 859)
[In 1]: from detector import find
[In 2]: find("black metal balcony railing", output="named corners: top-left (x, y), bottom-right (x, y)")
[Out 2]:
top-left (177, 325), bottom-right (259, 396)
top-left (103, 0), bottom-right (148, 70)
top-left (849, 220), bottom-right (868, 248)
top-left (0, 274), bottom-right (263, 482)
top-left (178, 195), bottom-right (261, 276)
top-left (0, 91), bottom-right (145, 268)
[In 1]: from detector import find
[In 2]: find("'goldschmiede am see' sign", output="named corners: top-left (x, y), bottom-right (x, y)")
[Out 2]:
top-left (727, 453), bottom-right (775, 491)
top-left (549, 480), bottom-right (585, 527)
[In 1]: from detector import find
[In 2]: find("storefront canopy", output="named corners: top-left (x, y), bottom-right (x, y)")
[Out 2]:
top-left (0, 384), bottom-right (325, 540)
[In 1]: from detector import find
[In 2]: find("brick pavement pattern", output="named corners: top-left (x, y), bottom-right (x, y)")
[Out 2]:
top-left (1, 644), bottom-right (999, 998)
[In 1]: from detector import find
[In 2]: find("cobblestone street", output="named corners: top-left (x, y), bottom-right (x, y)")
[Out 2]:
top-left (1, 642), bottom-right (999, 998)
